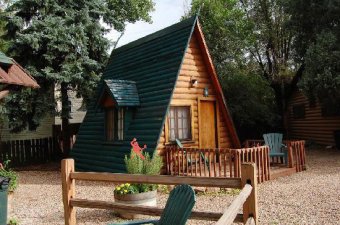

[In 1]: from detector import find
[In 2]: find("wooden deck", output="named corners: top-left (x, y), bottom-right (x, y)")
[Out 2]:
top-left (165, 140), bottom-right (307, 184)
top-left (270, 166), bottom-right (297, 180)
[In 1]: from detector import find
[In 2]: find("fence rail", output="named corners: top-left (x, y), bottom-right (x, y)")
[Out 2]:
top-left (165, 146), bottom-right (271, 184)
top-left (61, 159), bottom-right (258, 225)
top-left (0, 137), bottom-right (61, 166)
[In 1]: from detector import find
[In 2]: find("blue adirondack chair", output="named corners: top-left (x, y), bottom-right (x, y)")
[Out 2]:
top-left (263, 133), bottom-right (288, 165)
top-left (108, 184), bottom-right (196, 225)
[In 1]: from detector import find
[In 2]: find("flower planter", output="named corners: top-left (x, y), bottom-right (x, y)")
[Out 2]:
top-left (114, 190), bottom-right (157, 219)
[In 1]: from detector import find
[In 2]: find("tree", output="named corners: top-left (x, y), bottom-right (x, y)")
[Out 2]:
top-left (284, 0), bottom-right (340, 106)
top-left (4, 0), bottom-right (154, 155)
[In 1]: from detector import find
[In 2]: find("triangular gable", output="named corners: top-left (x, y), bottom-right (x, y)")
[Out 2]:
top-left (185, 21), bottom-right (240, 148)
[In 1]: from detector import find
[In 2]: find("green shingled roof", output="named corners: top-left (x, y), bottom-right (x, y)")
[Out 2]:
top-left (104, 79), bottom-right (140, 107)
top-left (71, 16), bottom-right (197, 172)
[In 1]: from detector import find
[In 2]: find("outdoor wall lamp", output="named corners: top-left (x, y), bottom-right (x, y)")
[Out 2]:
top-left (203, 87), bottom-right (209, 97)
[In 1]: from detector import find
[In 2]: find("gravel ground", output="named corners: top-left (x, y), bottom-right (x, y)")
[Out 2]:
top-left (8, 146), bottom-right (340, 225)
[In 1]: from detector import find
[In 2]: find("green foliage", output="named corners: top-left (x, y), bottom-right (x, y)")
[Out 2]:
top-left (7, 218), bottom-right (19, 225)
top-left (114, 183), bottom-right (139, 195)
top-left (124, 150), bottom-right (163, 175)
top-left (0, 159), bottom-right (18, 192)
top-left (222, 70), bottom-right (280, 139)
top-left (3, 0), bottom-right (154, 132)
top-left (299, 32), bottom-right (340, 107)
top-left (119, 150), bottom-right (163, 194)
top-left (186, 0), bottom-right (296, 81)
top-left (284, 0), bottom-right (340, 105)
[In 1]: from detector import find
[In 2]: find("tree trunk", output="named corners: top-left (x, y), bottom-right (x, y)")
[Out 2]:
top-left (61, 82), bottom-right (71, 157)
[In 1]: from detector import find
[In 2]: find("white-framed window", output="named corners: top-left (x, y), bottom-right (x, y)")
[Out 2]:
top-left (169, 106), bottom-right (191, 141)
top-left (105, 108), bottom-right (124, 141)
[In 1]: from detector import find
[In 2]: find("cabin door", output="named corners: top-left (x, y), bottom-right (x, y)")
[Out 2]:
top-left (199, 100), bottom-right (217, 148)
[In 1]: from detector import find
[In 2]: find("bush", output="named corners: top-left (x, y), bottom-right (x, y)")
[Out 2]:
top-left (116, 150), bottom-right (163, 194)
top-left (221, 72), bottom-right (281, 140)
top-left (0, 159), bottom-right (18, 192)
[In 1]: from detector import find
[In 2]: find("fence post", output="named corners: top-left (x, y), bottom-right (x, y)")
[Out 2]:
top-left (241, 163), bottom-right (258, 224)
top-left (61, 159), bottom-right (76, 225)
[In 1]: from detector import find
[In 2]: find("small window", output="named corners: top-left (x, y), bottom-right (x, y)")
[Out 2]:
top-left (292, 104), bottom-right (305, 119)
top-left (169, 106), bottom-right (191, 141)
top-left (105, 108), bottom-right (124, 141)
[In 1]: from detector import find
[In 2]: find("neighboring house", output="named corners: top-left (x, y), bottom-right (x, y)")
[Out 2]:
top-left (71, 16), bottom-right (240, 172)
top-left (0, 51), bottom-right (39, 99)
top-left (0, 51), bottom-right (40, 140)
top-left (0, 51), bottom-right (85, 141)
top-left (285, 76), bottom-right (340, 146)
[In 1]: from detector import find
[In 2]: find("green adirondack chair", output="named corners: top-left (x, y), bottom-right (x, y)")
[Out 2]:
top-left (108, 184), bottom-right (196, 225)
top-left (263, 133), bottom-right (288, 165)
top-left (175, 139), bottom-right (210, 171)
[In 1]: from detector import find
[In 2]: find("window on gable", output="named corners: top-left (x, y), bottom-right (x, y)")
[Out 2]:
top-left (105, 108), bottom-right (124, 141)
top-left (292, 104), bottom-right (305, 119)
top-left (168, 106), bottom-right (192, 141)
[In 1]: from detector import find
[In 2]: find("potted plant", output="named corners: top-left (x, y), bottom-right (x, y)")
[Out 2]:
top-left (0, 159), bottom-right (18, 224)
top-left (0, 159), bottom-right (18, 193)
top-left (114, 139), bottom-right (163, 219)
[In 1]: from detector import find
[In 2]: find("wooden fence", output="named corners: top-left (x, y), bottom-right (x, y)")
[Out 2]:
top-left (0, 137), bottom-right (62, 167)
top-left (61, 159), bottom-right (258, 225)
top-left (165, 146), bottom-right (271, 184)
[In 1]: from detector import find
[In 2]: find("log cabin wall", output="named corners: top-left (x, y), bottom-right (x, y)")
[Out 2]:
top-left (157, 33), bottom-right (233, 155)
top-left (287, 90), bottom-right (340, 146)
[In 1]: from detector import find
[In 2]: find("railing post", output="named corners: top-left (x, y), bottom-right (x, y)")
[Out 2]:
top-left (287, 141), bottom-right (293, 168)
top-left (61, 159), bottom-right (76, 225)
top-left (241, 163), bottom-right (258, 224)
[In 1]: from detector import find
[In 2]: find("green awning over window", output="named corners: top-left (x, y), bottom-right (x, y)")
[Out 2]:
top-left (104, 79), bottom-right (140, 107)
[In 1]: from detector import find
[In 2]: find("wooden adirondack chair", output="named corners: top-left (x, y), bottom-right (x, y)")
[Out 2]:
top-left (263, 133), bottom-right (288, 165)
top-left (108, 184), bottom-right (196, 225)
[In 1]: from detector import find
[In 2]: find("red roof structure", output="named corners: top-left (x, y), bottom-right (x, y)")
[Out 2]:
top-left (0, 52), bottom-right (39, 100)
top-left (0, 61), bottom-right (39, 88)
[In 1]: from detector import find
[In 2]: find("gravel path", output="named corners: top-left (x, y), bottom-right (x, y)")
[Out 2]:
top-left (8, 146), bottom-right (340, 225)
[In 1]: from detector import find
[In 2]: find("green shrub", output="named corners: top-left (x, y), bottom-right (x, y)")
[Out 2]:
top-left (0, 159), bottom-right (18, 192)
top-left (115, 150), bottom-right (163, 194)
top-left (8, 218), bottom-right (19, 225)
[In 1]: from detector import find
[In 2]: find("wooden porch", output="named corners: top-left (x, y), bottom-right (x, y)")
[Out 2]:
top-left (165, 140), bottom-right (306, 184)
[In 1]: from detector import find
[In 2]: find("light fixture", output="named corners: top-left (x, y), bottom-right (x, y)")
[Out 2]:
top-left (203, 87), bottom-right (209, 97)
top-left (190, 77), bottom-right (198, 88)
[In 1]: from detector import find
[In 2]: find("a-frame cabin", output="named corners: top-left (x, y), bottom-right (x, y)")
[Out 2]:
top-left (71, 16), bottom-right (240, 172)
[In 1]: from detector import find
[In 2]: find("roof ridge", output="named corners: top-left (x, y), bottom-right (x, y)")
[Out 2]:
top-left (110, 16), bottom-right (197, 56)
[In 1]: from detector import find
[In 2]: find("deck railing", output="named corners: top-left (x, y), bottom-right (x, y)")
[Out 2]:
top-left (244, 139), bottom-right (306, 172)
top-left (61, 159), bottom-right (258, 225)
top-left (165, 146), bottom-right (271, 184)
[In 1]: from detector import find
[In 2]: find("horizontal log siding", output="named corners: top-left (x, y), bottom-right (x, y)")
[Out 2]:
top-left (0, 114), bottom-right (54, 141)
top-left (157, 34), bottom-right (233, 156)
top-left (287, 90), bottom-right (340, 145)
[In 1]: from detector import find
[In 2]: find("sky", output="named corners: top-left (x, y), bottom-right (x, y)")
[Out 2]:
top-left (106, 0), bottom-right (192, 48)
